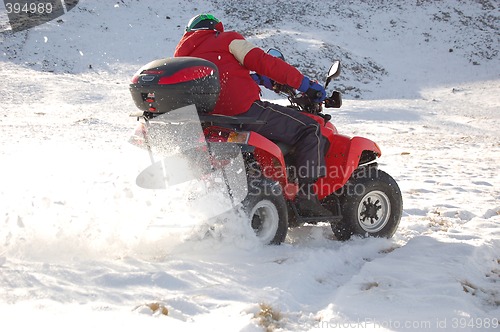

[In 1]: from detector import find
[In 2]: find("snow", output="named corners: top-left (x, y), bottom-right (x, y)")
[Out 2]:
top-left (0, 0), bottom-right (499, 331)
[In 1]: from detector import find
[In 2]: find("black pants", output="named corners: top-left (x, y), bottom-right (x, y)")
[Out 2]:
top-left (239, 100), bottom-right (328, 183)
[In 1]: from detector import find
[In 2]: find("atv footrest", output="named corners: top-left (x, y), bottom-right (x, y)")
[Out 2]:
top-left (289, 203), bottom-right (342, 226)
top-left (294, 215), bottom-right (342, 225)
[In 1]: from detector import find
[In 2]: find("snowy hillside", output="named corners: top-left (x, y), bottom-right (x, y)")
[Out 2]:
top-left (0, 0), bottom-right (499, 331)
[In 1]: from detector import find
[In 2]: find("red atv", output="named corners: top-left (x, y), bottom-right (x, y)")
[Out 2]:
top-left (129, 50), bottom-right (403, 244)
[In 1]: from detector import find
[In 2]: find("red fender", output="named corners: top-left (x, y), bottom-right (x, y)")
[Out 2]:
top-left (247, 131), bottom-right (287, 186)
top-left (204, 127), bottom-right (293, 197)
top-left (316, 135), bottom-right (381, 199)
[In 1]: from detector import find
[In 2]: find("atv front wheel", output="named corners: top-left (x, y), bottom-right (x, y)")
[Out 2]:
top-left (242, 178), bottom-right (288, 245)
top-left (332, 167), bottom-right (402, 241)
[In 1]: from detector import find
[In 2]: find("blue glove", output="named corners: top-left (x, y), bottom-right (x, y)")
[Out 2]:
top-left (250, 73), bottom-right (274, 90)
top-left (298, 76), bottom-right (326, 102)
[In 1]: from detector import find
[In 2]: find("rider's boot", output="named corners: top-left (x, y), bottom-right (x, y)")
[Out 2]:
top-left (295, 182), bottom-right (332, 218)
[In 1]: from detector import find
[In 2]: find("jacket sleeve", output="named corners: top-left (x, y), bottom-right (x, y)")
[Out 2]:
top-left (228, 37), bottom-right (304, 89)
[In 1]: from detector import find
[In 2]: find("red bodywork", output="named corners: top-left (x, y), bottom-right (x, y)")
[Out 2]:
top-left (203, 113), bottom-right (382, 201)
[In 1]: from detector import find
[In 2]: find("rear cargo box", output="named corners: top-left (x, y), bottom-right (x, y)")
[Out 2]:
top-left (129, 57), bottom-right (220, 114)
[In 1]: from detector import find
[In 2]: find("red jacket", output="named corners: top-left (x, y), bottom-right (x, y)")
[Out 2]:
top-left (174, 30), bottom-right (304, 115)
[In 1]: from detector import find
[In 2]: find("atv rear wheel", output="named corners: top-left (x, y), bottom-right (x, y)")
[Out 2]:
top-left (331, 167), bottom-right (402, 241)
top-left (242, 178), bottom-right (288, 245)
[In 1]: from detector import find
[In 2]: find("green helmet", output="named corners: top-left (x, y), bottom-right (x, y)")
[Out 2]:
top-left (186, 14), bottom-right (222, 32)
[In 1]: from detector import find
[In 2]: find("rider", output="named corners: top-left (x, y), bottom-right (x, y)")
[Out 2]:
top-left (174, 14), bottom-right (331, 217)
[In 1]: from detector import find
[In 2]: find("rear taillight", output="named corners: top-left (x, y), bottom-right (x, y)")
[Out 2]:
top-left (144, 92), bottom-right (155, 104)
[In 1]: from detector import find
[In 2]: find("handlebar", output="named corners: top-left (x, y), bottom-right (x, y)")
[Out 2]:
top-left (287, 90), bottom-right (341, 115)
top-left (272, 80), bottom-right (342, 115)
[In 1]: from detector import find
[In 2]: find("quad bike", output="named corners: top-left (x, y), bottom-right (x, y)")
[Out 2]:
top-left (128, 49), bottom-right (403, 244)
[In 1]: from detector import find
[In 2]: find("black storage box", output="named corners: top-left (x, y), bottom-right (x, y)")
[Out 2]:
top-left (129, 57), bottom-right (220, 114)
